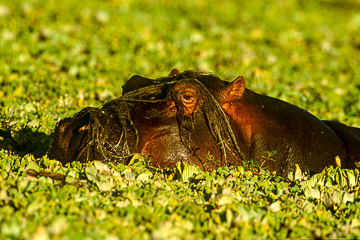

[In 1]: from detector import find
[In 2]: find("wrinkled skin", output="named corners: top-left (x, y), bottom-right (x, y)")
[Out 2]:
top-left (49, 69), bottom-right (360, 176)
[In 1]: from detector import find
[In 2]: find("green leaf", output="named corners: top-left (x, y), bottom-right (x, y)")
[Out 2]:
top-left (342, 192), bottom-right (354, 204)
top-left (85, 164), bottom-right (98, 181)
top-left (93, 161), bottom-right (111, 174)
top-left (301, 200), bottom-right (316, 213)
top-left (346, 170), bottom-right (357, 187)
top-left (218, 195), bottom-right (233, 206)
top-left (304, 186), bottom-right (321, 200)
top-left (95, 177), bottom-right (115, 191)
top-left (324, 191), bottom-right (341, 209)
top-left (24, 102), bottom-right (36, 113)
top-left (48, 216), bottom-right (69, 236)
top-left (137, 172), bottom-right (153, 183)
top-left (65, 169), bottom-right (79, 184)
top-left (1, 219), bottom-right (21, 238)
top-left (176, 162), bottom-right (201, 183)
top-left (182, 164), bottom-right (200, 183)
top-left (336, 170), bottom-right (348, 188)
top-left (32, 226), bottom-right (49, 240)
top-left (123, 168), bottom-right (135, 181)
top-left (294, 164), bottom-right (304, 180)
top-left (268, 201), bottom-right (281, 212)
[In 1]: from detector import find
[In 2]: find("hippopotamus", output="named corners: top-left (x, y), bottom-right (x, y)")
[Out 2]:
top-left (49, 69), bottom-right (360, 176)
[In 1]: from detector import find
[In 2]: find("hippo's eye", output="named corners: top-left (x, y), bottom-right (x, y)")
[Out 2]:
top-left (182, 93), bottom-right (195, 104)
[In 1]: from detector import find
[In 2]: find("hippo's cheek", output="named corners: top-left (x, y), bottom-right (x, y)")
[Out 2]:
top-left (140, 132), bottom-right (198, 168)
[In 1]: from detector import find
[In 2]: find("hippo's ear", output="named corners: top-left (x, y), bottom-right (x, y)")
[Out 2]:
top-left (222, 76), bottom-right (245, 103)
top-left (122, 75), bottom-right (154, 94)
top-left (168, 68), bottom-right (180, 76)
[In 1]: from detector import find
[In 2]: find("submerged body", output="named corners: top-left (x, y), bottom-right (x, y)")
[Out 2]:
top-left (49, 70), bottom-right (360, 176)
top-left (221, 89), bottom-right (347, 175)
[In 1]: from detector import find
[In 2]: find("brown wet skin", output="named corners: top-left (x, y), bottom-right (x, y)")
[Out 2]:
top-left (49, 69), bottom-right (360, 176)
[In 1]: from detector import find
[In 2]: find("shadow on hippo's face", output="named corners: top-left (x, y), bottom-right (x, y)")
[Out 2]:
top-left (49, 108), bottom-right (103, 164)
top-left (49, 106), bottom-right (137, 165)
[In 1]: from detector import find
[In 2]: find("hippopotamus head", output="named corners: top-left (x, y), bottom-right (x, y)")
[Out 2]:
top-left (49, 69), bottom-right (246, 170)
